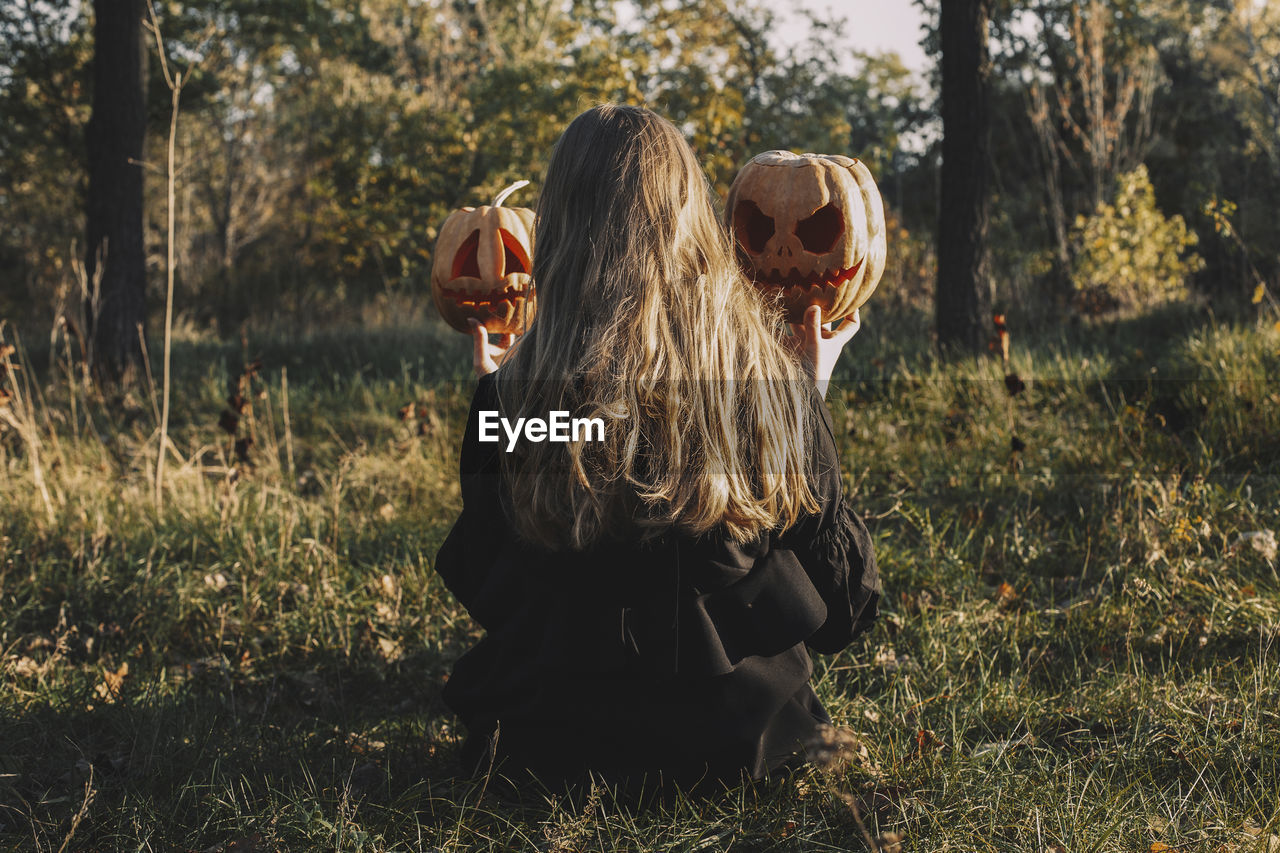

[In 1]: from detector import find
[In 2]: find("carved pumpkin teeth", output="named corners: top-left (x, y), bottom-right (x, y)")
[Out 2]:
top-left (441, 283), bottom-right (530, 307)
top-left (755, 259), bottom-right (863, 291)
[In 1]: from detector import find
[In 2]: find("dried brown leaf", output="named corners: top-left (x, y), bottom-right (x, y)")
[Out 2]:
top-left (915, 728), bottom-right (944, 757)
top-left (94, 662), bottom-right (129, 703)
top-left (876, 831), bottom-right (904, 853)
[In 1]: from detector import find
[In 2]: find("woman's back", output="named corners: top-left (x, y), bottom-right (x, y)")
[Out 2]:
top-left (435, 373), bottom-right (879, 790)
top-left (435, 104), bottom-right (878, 793)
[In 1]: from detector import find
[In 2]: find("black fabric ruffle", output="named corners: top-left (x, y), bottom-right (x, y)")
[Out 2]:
top-left (799, 496), bottom-right (881, 654)
top-left (618, 538), bottom-right (829, 678)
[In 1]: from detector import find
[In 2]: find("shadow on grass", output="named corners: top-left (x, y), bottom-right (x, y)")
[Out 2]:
top-left (0, 648), bottom-right (481, 849)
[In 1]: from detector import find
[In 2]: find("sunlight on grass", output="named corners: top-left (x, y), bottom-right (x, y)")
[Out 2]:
top-left (2, 312), bottom-right (1277, 850)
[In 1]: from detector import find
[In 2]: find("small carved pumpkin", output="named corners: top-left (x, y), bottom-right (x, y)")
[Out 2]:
top-left (431, 181), bottom-right (536, 335)
top-left (726, 151), bottom-right (886, 324)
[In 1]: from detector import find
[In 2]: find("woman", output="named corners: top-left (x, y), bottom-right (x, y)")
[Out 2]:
top-left (435, 104), bottom-right (879, 795)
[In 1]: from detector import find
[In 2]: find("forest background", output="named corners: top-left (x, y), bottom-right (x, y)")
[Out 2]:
top-left (2, 0), bottom-right (1280, 850)
top-left (4, 0), bottom-right (1278, 336)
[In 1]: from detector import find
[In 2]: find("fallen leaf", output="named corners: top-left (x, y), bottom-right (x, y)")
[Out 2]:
top-left (377, 636), bottom-right (402, 663)
top-left (915, 729), bottom-right (944, 757)
top-left (94, 662), bottom-right (129, 703)
top-left (1236, 825), bottom-right (1280, 853)
top-left (876, 831), bottom-right (904, 853)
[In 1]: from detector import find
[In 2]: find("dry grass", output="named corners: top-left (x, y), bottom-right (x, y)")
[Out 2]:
top-left (1, 307), bottom-right (1278, 851)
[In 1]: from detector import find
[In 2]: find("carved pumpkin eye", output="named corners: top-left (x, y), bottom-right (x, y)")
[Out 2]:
top-left (733, 200), bottom-right (775, 255)
top-left (500, 228), bottom-right (530, 275)
top-left (451, 229), bottom-right (481, 279)
top-left (795, 203), bottom-right (843, 254)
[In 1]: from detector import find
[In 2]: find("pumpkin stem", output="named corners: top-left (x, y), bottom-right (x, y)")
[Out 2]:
top-left (492, 180), bottom-right (530, 207)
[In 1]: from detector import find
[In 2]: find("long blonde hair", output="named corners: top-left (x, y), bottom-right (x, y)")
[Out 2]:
top-left (497, 104), bottom-right (818, 550)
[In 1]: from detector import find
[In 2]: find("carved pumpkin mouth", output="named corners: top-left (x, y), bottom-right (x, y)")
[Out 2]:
top-left (753, 259), bottom-right (864, 291)
top-left (439, 281), bottom-right (531, 308)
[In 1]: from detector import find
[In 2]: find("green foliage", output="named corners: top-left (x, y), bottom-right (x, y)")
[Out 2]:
top-left (0, 0), bottom-right (938, 333)
top-left (1069, 165), bottom-right (1203, 313)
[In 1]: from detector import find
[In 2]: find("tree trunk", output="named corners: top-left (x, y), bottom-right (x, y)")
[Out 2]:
top-left (936, 0), bottom-right (992, 353)
top-left (85, 0), bottom-right (147, 386)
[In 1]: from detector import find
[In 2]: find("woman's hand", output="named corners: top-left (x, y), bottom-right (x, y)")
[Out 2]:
top-left (468, 319), bottom-right (516, 377)
top-left (787, 306), bottom-right (861, 399)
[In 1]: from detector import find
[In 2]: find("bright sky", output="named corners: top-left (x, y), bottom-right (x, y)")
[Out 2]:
top-left (775, 0), bottom-right (930, 75)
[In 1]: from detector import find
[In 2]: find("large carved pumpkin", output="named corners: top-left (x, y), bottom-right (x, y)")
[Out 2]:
top-left (726, 151), bottom-right (886, 324)
top-left (431, 181), bottom-right (536, 335)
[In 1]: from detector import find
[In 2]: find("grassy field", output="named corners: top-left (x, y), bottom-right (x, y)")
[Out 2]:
top-left (1, 305), bottom-right (1278, 852)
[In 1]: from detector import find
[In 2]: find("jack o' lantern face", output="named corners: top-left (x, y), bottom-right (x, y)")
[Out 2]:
top-left (726, 151), bottom-right (886, 325)
top-left (430, 182), bottom-right (536, 335)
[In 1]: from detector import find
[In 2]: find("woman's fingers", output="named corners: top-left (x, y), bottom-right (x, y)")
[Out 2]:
top-left (468, 318), bottom-right (498, 376)
top-left (827, 309), bottom-right (861, 344)
top-left (786, 305), bottom-right (823, 345)
top-left (783, 305), bottom-right (862, 399)
top-left (804, 304), bottom-right (824, 343)
top-left (467, 319), bottom-right (518, 377)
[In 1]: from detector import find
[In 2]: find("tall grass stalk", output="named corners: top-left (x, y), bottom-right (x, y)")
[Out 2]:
top-left (146, 0), bottom-right (185, 516)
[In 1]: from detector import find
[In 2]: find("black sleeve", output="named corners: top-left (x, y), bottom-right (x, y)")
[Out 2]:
top-left (432, 374), bottom-right (524, 631)
top-left (777, 387), bottom-right (881, 654)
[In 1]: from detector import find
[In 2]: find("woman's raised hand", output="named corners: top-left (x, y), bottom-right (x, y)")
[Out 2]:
top-left (787, 306), bottom-right (861, 399)
top-left (468, 319), bottom-right (517, 377)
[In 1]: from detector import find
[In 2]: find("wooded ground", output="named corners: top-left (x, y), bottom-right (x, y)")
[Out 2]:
top-left (2, 304), bottom-right (1277, 851)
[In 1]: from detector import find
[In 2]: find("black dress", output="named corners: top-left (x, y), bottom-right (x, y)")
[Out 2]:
top-left (433, 373), bottom-right (880, 792)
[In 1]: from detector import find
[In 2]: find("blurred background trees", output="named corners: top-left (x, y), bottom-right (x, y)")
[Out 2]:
top-left (0, 0), bottom-right (1276, 349)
